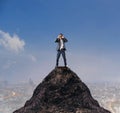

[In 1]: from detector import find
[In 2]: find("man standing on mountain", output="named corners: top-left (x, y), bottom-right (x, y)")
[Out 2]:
top-left (55, 33), bottom-right (68, 67)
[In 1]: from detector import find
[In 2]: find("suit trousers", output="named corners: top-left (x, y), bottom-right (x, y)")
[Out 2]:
top-left (56, 49), bottom-right (67, 66)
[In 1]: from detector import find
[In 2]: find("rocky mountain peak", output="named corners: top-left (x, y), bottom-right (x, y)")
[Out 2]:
top-left (14, 67), bottom-right (111, 113)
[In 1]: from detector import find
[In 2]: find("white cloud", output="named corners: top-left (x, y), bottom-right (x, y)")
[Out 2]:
top-left (0, 30), bottom-right (25, 53)
top-left (29, 54), bottom-right (37, 62)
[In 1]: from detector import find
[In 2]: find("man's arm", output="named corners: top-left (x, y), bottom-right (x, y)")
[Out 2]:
top-left (55, 38), bottom-right (59, 43)
top-left (63, 37), bottom-right (68, 42)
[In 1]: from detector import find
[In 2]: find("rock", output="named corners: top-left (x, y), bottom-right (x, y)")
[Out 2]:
top-left (13, 67), bottom-right (111, 113)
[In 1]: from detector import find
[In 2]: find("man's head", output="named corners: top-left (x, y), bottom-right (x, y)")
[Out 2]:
top-left (59, 33), bottom-right (63, 36)
top-left (58, 33), bottom-right (64, 39)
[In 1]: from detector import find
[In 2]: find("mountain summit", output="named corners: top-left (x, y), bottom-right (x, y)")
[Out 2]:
top-left (14, 67), bottom-right (111, 113)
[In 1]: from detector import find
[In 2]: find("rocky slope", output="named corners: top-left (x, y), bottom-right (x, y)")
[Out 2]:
top-left (13, 67), bottom-right (111, 113)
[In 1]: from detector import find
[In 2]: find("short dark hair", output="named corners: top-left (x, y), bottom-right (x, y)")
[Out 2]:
top-left (59, 33), bottom-right (63, 36)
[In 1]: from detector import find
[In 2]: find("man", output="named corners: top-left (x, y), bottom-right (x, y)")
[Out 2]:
top-left (55, 33), bottom-right (68, 67)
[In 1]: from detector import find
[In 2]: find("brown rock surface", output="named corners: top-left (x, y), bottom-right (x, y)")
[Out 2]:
top-left (13, 67), bottom-right (111, 113)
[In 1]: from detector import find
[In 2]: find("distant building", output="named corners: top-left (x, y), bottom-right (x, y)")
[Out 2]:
top-left (28, 78), bottom-right (35, 87)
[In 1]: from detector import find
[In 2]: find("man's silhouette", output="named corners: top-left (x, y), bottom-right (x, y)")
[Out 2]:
top-left (55, 33), bottom-right (68, 67)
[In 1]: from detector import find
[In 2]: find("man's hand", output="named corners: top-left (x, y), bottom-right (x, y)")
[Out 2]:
top-left (62, 36), bottom-right (64, 38)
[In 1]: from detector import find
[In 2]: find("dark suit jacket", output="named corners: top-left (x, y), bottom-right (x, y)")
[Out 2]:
top-left (55, 38), bottom-right (68, 51)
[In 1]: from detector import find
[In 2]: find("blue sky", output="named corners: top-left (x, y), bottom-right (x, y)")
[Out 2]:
top-left (0, 0), bottom-right (120, 83)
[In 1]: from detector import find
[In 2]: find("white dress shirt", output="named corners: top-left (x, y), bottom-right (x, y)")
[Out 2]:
top-left (60, 39), bottom-right (64, 50)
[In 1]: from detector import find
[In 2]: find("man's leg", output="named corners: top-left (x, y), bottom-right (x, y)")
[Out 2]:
top-left (61, 50), bottom-right (67, 66)
top-left (56, 51), bottom-right (61, 67)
